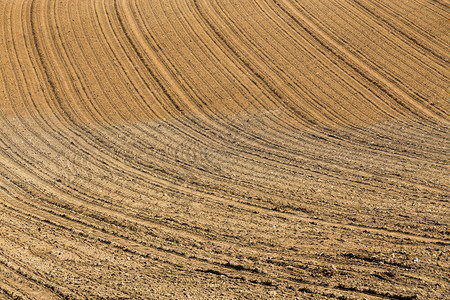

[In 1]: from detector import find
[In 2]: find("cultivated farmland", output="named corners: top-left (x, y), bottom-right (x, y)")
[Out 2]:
top-left (0, 0), bottom-right (449, 298)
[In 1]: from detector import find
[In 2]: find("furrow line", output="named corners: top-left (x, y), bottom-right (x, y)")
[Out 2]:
top-left (273, 0), bottom-right (448, 123)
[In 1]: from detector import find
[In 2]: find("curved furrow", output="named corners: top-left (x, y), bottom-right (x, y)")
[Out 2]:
top-left (1, 0), bottom-right (106, 162)
top-left (204, 0), bottom-right (404, 127)
top-left (0, 118), bottom-right (272, 270)
top-left (125, 0), bottom-right (332, 166)
top-left (0, 221), bottom-right (130, 299)
top-left (173, 1), bottom-right (450, 193)
top-left (402, 0), bottom-right (450, 23)
top-left (2, 176), bottom-right (277, 287)
top-left (0, 0), bottom-right (112, 210)
top-left (140, 0), bottom-right (332, 156)
top-left (3, 0), bottom-right (218, 227)
top-left (1, 0), bottom-right (446, 232)
top-left (111, 0), bottom-right (271, 149)
top-left (103, 0), bottom-right (274, 167)
top-left (318, 0), bottom-right (450, 84)
top-left (1, 0), bottom-right (449, 298)
top-left (22, 0), bottom-right (137, 180)
top-left (232, 0), bottom-right (401, 125)
top-left (3, 130), bottom-right (446, 252)
top-left (5, 115), bottom-right (442, 246)
top-left (169, 0), bottom-right (365, 143)
top-left (187, 0), bottom-right (329, 126)
top-left (136, 0), bottom-right (321, 153)
top-left (1, 121), bottom-right (388, 286)
top-left (0, 108), bottom-right (312, 244)
top-left (158, 0), bottom-right (414, 178)
top-left (26, 0), bottom-right (202, 197)
top-left (5, 182), bottom-right (444, 298)
top-left (167, 0), bottom-right (378, 149)
top-left (272, 0), bottom-right (449, 123)
top-left (108, 0), bottom-right (442, 237)
top-left (200, 0), bottom-right (413, 145)
top-left (206, 0), bottom-right (423, 125)
top-left (88, 0), bottom-right (169, 122)
top-left (132, 0), bottom-right (274, 122)
top-left (108, 1), bottom-right (187, 117)
top-left (348, 0), bottom-right (450, 64)
top-left (296, 0), bottom-right (450, 117)
top-left (92, 112), bottom-right (450, 223)
top-left (50, 0), bottom-right (141, 127)
top-left (192, 0), bottom-right (362, 129)
top-left (75, 0), bottom-right (326, 219)
top-left (237, 7), bottom-right (448, 156)
top-left (0, 125), bottom-right (295, 255)
top-left (149, 0), bottom-right (440, 185)
top-left (2, 0), bottom-right (446, 241)
top-left (96, 0), bottom-right (378, 209)
top-left (268, 0), bottom-right (449, 133)
top-left (197, 0), bottom-right (446, 157)
top-left (5, 111), bottom-right (444, 247)
top-left (2, 186), bottom-right (369, 298)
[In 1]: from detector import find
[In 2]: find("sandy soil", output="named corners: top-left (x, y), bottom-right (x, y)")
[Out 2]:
top-left (0, 0), bottom-right (449, 299)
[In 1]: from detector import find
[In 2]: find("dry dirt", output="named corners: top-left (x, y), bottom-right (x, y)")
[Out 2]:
top-left (0, 0), bottom-right (449, 299)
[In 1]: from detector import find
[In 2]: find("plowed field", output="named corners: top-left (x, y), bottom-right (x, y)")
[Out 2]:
top-left (0, 0), bottom-right (449, 299)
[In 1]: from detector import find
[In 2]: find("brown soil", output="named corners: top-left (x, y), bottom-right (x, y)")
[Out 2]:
top-left (0, 0), bottom-right (449, 299)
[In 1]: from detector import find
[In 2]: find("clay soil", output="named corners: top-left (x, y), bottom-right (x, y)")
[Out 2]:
top-left (0, 0), bottom-right (449, 299)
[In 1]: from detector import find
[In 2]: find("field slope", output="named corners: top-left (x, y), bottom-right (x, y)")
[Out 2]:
top-left (0, 0), bottom-right (449, 298)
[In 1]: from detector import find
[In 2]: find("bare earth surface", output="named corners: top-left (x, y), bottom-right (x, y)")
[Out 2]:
top-left (0, 0), bottom-right (449, 299)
